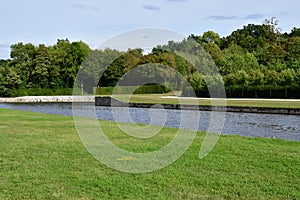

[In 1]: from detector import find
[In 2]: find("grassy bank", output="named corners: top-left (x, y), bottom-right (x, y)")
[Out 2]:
top-left (111, 94), bottom-right (300, 109)
top-left (0, 109), bottom-right (299, 199)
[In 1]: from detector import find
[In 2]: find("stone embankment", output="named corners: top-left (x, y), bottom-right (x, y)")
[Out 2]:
top-left (2, 96), bottom-right (299, 115)
top-left (95, 96), bottom-right (300, 115)
top-left (0, 96), bottom-right (95, 103)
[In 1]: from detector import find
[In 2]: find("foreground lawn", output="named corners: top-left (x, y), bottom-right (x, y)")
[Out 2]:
top-left (0, 109), bottom-right (299, 199)
top-left (112, 94), bottom-right (300, 108)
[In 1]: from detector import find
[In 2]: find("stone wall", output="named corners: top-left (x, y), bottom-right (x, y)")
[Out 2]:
top-left (0, 96), bottom-right (94, 103)
top-left (95, 96), bottom-right (300, 115)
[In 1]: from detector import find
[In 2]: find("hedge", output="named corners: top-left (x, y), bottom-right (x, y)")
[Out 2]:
top-left (182, 86), bottom-right (300, 99)
top-left (94, 85), bottom-right (170, 95)
top-left (7, 88), bottom-right (74, 97)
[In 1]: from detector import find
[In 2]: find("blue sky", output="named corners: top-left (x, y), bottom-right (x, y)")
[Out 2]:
top-left (0, 0), bottom-right (299, 59)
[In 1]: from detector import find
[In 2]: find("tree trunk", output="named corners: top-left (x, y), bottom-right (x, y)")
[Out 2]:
top-left (242, 88), bottom-right (244, 98)
top-left (80, 81), bottom-right (83, 95)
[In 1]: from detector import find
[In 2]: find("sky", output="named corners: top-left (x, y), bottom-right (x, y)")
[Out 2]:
top-left (0, 0), bottom-right (299, 59)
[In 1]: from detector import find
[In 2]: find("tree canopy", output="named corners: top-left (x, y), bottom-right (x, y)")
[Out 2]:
top-left (1, 18), bottom-right (300, 98)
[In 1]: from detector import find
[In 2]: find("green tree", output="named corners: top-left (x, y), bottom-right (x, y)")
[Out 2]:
top-left (202, 30), bottom-right (222, 47)
top-left (223, 24), bottom-right (266, 51)
top-left (248, 69), bottom-right (265, 97)
top-left (9, 43), bottom-right (37, 88)
top-left (53, 39), bottom-right (90, 88)
top-left (78, 48), bottom-right (122, 93)
top-left (289, 27), bottom-right (300, 37)
top-left (32, 44), bottom-right (53, 88)
top-left (280, 69), bottom-right (294, 87)
top-left (0, 65), bottom-right (22, 96)
top-left (265, 69), bottom-right (281, 97)
top-left (284, 36), bottom-right (300, 70)
top-left (203, 42), bottom-right (223, 67)
top-left (224, 70), bottom-right (249, 97)
top-left (279, 69), bottom-right (295, 98)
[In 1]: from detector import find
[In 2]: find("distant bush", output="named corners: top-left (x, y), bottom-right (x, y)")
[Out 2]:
top-left (8, 88), bottom-right (73, 97)
top-left (94, 85), bottom-right (170, 95)
top-left (182, 85), bottom-right (300, 99)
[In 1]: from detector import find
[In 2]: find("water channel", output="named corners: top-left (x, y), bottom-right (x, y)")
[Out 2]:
top-left (0, 102), bottom-right (299, 141)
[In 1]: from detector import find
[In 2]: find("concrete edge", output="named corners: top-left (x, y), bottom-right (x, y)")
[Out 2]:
top-left (95, 96), bottom-right (300, 115)
top-left (0, 96), bottom-right (95, 103)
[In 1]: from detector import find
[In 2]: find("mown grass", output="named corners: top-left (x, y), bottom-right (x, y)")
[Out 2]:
top-left (0, 108), bottom-right (299, 199)
top-left (111, 94), bottom-right (300, 108)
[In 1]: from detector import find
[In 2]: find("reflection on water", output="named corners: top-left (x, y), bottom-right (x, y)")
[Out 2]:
top-left (0, 102), bottom-right (299, 141)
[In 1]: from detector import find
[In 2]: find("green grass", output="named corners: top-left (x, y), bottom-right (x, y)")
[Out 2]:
top-left (0, 108), bottom-right (300, 199)
top-left (110, 94), bottom-right (300, 108)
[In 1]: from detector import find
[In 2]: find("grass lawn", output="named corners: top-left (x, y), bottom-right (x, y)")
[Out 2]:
top-left (111, 94), bottom-right (300, 109)
top-left (0, 108), bottom-right (299, 199)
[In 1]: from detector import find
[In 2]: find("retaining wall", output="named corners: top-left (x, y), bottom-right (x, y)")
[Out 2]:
top-left (95, 96), bottom-right (300, 115)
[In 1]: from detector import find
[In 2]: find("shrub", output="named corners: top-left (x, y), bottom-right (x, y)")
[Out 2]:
top-left (94, 85), bottom-right (170, 95)
top-left (7, 88), bottom-right (73, 97)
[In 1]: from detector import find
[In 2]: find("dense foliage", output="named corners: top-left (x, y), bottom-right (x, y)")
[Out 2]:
top-left (94, 85), bottom-right (169, 95)
top-left (1, 18), bottom-right (300, 98)
top-left (0, 39), bottom-right (90, 96)
top-left (189, 18), bottom-right (300, 98)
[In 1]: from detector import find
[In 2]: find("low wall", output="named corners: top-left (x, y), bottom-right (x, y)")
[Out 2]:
top-left (95, 96), bottom-right (300, 115)
top-left (0, 96), bottom-right (95, 103)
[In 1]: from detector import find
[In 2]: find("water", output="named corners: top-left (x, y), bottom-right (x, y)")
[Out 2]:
top-left (0, 102), bottom-right (299, 141)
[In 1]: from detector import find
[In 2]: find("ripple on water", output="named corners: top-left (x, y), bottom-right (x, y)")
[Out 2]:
top-left (0, 103), bottom-right (299, 141)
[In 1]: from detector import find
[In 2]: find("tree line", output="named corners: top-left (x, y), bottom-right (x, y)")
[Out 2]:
top-left (1, 18), bottom-right (300, 98)
top-left (189, 18), bottom-right (300, 97)
top-left (0, 39), bottom-right (90, 96)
